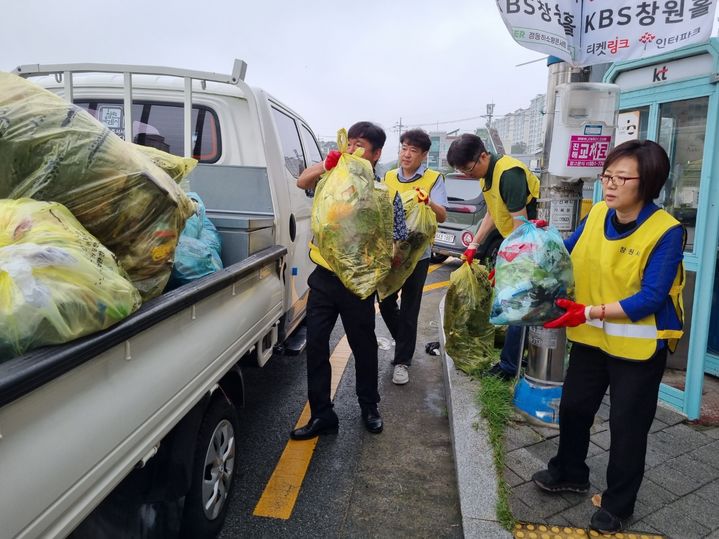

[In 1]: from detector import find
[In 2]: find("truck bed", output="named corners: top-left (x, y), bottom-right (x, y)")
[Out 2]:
top-left (0, 245), bottom-right (285, 539)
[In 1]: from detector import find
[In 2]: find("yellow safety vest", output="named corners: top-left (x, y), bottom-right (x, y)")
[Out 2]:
top-left (567, 202), bottom-right (685, 361)
top-left (480, 155), bottom-right (540, 238)
top-left (383, 168), bottom-right (441, 199)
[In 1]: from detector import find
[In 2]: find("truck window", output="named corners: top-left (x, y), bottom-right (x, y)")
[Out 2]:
top-left (300, 124), bottom-right (323, 165)
top-left (271, 107), bottom-right (305, 178)
top-left (76, 101), bottom-right (221, 163)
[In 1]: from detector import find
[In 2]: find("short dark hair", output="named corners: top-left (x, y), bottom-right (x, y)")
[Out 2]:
top-left (400, 129), bottom-right (432, 152)
top-left (446, 134), bottom-right (487, 168)
top-left (603, 139), bottom-right (670, 203)
top-left (348, 121), bottom-right (386, 152)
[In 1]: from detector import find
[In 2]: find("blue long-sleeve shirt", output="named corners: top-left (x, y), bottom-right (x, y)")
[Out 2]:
top-left (564, 203), bottom-right (684, 324)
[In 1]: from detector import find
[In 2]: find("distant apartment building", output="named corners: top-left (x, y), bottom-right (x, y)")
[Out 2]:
top-left (493, 94), bottom-right (546, 154)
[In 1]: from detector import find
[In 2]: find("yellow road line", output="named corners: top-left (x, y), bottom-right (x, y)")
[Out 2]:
top-left (423, 280), bottom-right (450, 293)
top-left (253, 336), bottom-right (352, 520)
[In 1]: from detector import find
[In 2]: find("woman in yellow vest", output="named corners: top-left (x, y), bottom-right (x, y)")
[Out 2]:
top-left (531, 140), bottom-right (685, 535)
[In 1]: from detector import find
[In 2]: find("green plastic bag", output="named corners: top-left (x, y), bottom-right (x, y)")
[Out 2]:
top-left (0, 199), bottom-right (142, 359)
top-left (0, 72), bottom-right (196, 300)
top-left (377, 189), bottom-right (438, 300)
top-left (444, 261), bottom-right (495, 375)
top-left (312, 129), bottom-right (393, 299)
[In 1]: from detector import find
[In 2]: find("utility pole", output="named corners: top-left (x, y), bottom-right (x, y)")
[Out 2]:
top-left (393, 117), bottom-right (403, 155)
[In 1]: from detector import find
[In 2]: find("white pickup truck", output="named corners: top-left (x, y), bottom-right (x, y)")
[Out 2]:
top-left (0, 60), bottom-right (322, 538)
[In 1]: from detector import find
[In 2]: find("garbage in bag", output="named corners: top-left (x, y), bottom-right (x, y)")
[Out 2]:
top-left (444, 261), bottom-right (495, 374)
top-left (377, 188), bottom-right (438, 300)
top-left (0, 199), bottom-right (142, 360)
top-left (134, 144), bottom-right (198, 184)
top-left (490, 219), bottom-right (574, 325)
top-left (166, 192), bottom-right (223, 289)
top-left (0, 72), bottom-right (196, 300)
top-left (312, 128), bottom-right (393, 299)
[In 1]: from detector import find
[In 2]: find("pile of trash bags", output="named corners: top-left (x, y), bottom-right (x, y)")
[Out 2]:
top-left (167, 192), bottom-right (223, 289)
top-left (490, 219), bottom-right (574, 325)
top-left (0, 199), bottom-right (142, 358)
top-left (377, 188), bottom-right (438, 300)
top-left (444, 261), bottom-right (496, 374)
top-left (0, 72), bottom-right (196, 300)
top-left (312, 129), bottom-right (393, 299)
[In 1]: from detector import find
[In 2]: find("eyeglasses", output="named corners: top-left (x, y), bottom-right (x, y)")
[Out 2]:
top-left (457, 155), bottom-right (481, 175)
top-left (599, 174), bottom-right (640, 187)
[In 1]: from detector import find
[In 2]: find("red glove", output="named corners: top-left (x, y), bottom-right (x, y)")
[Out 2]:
top-left (323, 150), bottom-right (341, 172)
top-left (530, 219), bottom-right (549, 228)
top-left (462, 246), bottom-right (477, 265)
top-left (415, 187), bottom-right (430, 204)
top-left (543, 298), bottom-right (586, 328)
top-left (487, 268), bottom-right (495, 287)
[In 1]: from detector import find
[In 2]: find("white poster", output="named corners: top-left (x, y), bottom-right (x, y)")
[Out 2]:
top-left (615, 110), bottom-right (641, 144)
top-left (495, 0), bottom-right (718, 67)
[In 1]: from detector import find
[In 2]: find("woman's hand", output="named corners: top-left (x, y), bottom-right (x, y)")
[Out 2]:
top-left (543, 298), bottom-right (587, 328)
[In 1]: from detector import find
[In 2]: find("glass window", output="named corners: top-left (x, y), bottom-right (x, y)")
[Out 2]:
top-left (299, 124), bottom-right (322, 165)
top-left (656, 97), bottom-right (708, 252)
top-left (271, 108), bottom-right (305, 178)
top-left (445, 174), bottom-right (482, 201)
top-left (77, 101), bottom-right (221, 163)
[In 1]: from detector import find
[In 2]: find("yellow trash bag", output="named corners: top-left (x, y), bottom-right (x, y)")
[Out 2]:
top-left (134, 144), bottom-right (198, 183)
top-left (312, 129), bottom-right (393, 299)
top-left (377, 188), bottom-right (438, 300)
top-left (443, 261), bottom-right (495, 375)
top-left (0, 72), bottom-right (196, 300)
top-left (0, 199), bottom-right (142, 360)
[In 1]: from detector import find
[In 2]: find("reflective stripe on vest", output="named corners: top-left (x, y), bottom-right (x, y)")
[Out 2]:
top-left (480, 155), bottom-right (540, 238)
top-left (383, 168), bottom-right (441, 200)
top-left (566, 202), bottom-right (685, 360)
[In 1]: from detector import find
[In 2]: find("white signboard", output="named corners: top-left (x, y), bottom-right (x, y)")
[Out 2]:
top-left (616, 110), bottom-right (641, 144)
top-left (495, 0), bottom-right (718, 67)
top-left (549, 198), bottom-right (576, 231)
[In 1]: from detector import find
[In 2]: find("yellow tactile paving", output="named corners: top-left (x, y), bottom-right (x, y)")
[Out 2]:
top-left (253, 335), bottom-right (352, 519)
top-left (513, 522), bottom-right (664, 539)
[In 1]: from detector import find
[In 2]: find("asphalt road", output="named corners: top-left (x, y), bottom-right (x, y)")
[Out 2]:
top-left (218, 258), bottom-right (464, 538)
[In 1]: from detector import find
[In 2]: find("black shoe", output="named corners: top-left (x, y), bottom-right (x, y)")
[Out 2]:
top-left (361, 406), bottom-right (383, 434)
top-left (290, 417), bottom-right (339, 440)
top-left (487, 362), bottom-right (515, 381)
top-left (531, 469), bottom-right (590, 494)
top-left (590, 508), bottom-right (624, 534)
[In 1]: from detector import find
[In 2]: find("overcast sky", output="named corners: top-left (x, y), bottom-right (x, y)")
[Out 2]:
top-left (0, 1), bottom-right (589, 162)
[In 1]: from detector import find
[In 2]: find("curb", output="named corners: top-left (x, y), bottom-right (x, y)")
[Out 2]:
top-left (438, 297), bottom-right (512, 538)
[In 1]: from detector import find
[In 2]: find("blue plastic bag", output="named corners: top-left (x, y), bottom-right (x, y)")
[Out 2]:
top-left (489, 219), bottom-right (574, 325)
top-left (167, 192), bottom-right (223, 289)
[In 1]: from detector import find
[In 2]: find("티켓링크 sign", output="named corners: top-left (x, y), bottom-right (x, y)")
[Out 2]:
top-left (495, 0), bottom-right (718, 66)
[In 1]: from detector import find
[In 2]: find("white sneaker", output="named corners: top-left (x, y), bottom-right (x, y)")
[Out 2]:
top-left (392, 364), bottom-right (409, 385)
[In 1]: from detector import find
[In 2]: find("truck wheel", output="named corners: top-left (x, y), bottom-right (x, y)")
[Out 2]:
top-left (180, 395), bottom-right (239, 538)
top-left (430, 252), bottom-right (448, 263)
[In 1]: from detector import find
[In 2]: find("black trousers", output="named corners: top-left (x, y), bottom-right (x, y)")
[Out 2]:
top-left (548, 342), bottom-right (667, 518)
top-left (379, 258), bottom-right (430, 366)
top-left (305, 266), bottom-right (379, 421)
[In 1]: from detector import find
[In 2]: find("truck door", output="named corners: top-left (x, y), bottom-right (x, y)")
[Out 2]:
top-left (270, 108), bottom-right (314, 333)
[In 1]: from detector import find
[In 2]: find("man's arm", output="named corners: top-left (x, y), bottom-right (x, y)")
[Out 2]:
top-left (472, 211), bottom-right (496, 246)
top-left (296, 162), bottom-right (325, 190)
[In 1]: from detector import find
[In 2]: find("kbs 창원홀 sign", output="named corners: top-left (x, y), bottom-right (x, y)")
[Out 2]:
top-left (495, 0), bottom-right (718, 66)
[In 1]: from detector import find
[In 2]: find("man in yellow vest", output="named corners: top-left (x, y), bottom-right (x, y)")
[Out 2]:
top-left (446, 133), bottom-right (541, 380)
top-left (381, 129), bottom-right (447, 385)
top-left (291, 122), bottom-right (387, 440)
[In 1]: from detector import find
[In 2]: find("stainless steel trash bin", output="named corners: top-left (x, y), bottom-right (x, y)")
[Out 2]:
top-left (525, 326), bottom-right (567, 384)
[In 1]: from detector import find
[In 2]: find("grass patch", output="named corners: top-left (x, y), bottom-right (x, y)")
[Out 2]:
top-left (476, 368), bottom-right (515, 531)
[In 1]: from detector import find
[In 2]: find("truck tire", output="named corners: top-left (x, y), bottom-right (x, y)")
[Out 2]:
top-left (180, 394), bottom-right (239, 538)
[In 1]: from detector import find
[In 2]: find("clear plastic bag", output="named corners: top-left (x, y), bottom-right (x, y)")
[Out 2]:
top-left (134, 144), bottom-right (197, 183)
top-left (0, 199), bottom-right (142, 359)
top-left (490, 219), bottom-right (574, 325)
top-left (312, 129), bottom-right (393, 299)
top-left (377, 189), bottom-right (438, 300)
top-left (0, 72), bottom-right (196, 300)
top-left (444, 261), bottom-right (495, 374)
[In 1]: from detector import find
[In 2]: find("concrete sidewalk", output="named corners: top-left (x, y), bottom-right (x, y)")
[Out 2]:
top-left (441, 340), bottom-right (719, 538)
